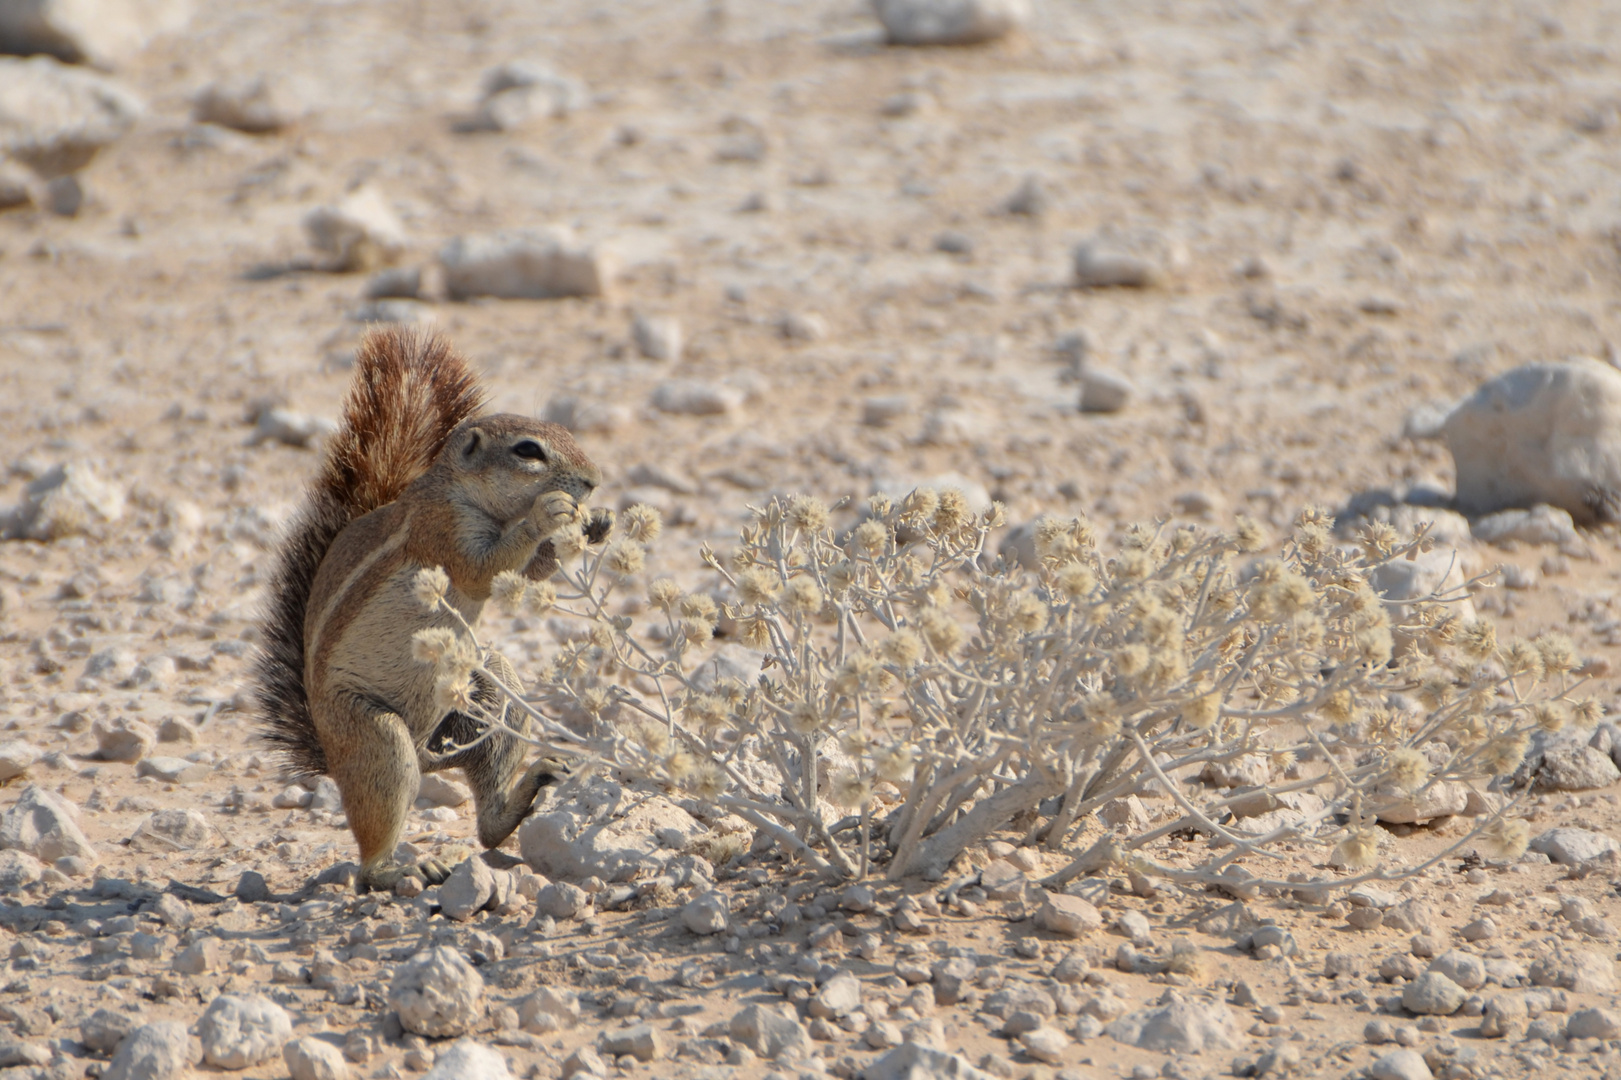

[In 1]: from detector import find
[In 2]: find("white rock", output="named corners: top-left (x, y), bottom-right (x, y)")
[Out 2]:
top-left (1401, 971), bottom-right (1466, 1015)
top-left (1427, 951), bottom-right (1486, 991)
top-left (1368, 547), bottom-right (1477, 651)
top-left (520, 781), bottom-right (706, 882)
top-left (632, 313), bottom-right (683, 362)
top-left (131, 808), bottom-right (213, 851)
top-left (0, 784), bottom-right (96, 865)
top-left (440, 229), bottom-right (613, 300)
top-left (535, 881), bottom-right (588, 920)
top-left (0, 160), bottom-right (33, 208)
top-left (135, 756), bottom-right (206, 783)
top-left (1444, 359), bottom-right (1621, 524)
top-left (248, 408), bottom-right (338, 448)
top-left (1566, 1007), bottom-right (1621, 1040)
top-left (808, 971), bottom-right (862, 1019)
top-left (561, 1046), bottom-right (606, 1080)
top-left (729, 1004), bottom-right (811, 1061)
top-left (193, 75), bottom-right (296, 133)
top-left (80, 1009), bottom-right (137, 1054)
top-left (598, 1024), bottom-right (662, 1062)
top-left (1103, 994), bottom-right (1238, 1052)
top-left (0, 740), bottom-right (40, 781)
top-left (0, 0), bottom-right (193, 66)
top-left (0, 849), bottom-right (42, 888)
top-left (1529, 946), bottom-right (1616, 993)
top-left (680, 891), bottom-right (729, 935)
top-left (872, 0), bottom-right (1030, 46)
top-left (1370, 780), bottom-right (1470, 825)
top-left (518, 987), bottom-right (580, 1033)
top-left (304, 188), bottom-right (407, 273)
top-left (1538, 745), bottom-right (1621, 791)
top-left (1471, 504), bottom-right (1581, 549)
top-left (1529, 827), bottom-right (1621, 865)
top-left (542, 396), bottom-right (631, 435)
top-left (1073, 242), bottom-right (1159, 288)
top-left (439, 856), bottom-right (496, 922)
top-left (0, 461), bottom-right (125, 540)
top-left (1078, 369), bottom-right (1133, 414)
top-left (172, 936), bottom-right (220, 975)
top-left (197, 994), bottom-right (291, 1069)
top-left (1036, 893), bottom-right (1103, 938)
top-left (104, 1021), bottom-right (192, 1080)
top-left (0, 56), bottom-right (142, 176)
top-left (1019, 1027), bottom-right (1070, 1064)
top-left (471, 62), bottom-right (587, 131)
top-left (389, 948), bottom-right (485, 1037)
top-left (284, 1037), bottom-right (349, 1080)
top-left (650, 379), bottom-right (744, 417)
top-left (422, 1039), bottom-right (512, 1080)
top-left (1479, 994), bottom-right (1526, 1038)
top-left (1368, 1049), bottom-right (1433, 1080)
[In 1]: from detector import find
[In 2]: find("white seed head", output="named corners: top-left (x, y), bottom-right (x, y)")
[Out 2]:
top-left (491, 570), bottom-right (528, 615)
top-left (413, 566), bottom-right (450, 610)
top-left (622, 503), bottom-right (664, 543)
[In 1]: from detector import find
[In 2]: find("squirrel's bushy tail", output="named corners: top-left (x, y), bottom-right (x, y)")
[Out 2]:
top-left (252, 327), bottom-right (487, 778)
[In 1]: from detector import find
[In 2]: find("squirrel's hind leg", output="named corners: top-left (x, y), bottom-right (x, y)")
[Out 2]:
top-left (320, 701), bottom-right (430, 892)
top-left (425, 653), bottom-right (557, 851)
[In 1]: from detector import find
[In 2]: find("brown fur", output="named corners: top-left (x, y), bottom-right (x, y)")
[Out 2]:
top-left (252, 327), bottom-right (608, 891)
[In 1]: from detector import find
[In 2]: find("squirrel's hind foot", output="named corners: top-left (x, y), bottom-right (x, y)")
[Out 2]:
top-left (358, 858), bottom-right (452, 894)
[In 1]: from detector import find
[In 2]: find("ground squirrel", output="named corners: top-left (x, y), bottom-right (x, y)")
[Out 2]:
top-left (253, 327), bottom-right (611, 891)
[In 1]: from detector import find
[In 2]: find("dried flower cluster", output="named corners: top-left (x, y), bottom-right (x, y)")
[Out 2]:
top-left (411, 493), bottom-right (1577, 896)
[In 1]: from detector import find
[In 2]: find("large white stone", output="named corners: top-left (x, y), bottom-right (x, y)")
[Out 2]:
top-left (1103, 994), bottom-right (1238, 1053)
top-left (196, 994), bottom-right (291, 1069)
top-left (1368, 547), bottom-right (1476, 649)
top-left (873, 0), bottom-right (1030, 46)
top-left (389, 948), bottom-right (485, 1037)
top-left (0, 57), bottom-right (140, 176)
top-left (1530, 827), bottom-right (1620, 865)
top-left (283, 1037), bottom-right (350, 1080)
top-left (468, 62), bottom-right (587, 131)
top-left (0, 784), bottom-right (96, 865)
top-left (440, 230), bottom-right (613, 300)
top-left (422, 1040), bottom-right (512, 1080)
top-left (103, 1021), bottom-right (192, 1080)
top-left (0, 461), bottom-right (125, 540)
top-left (304, 188), bottom-right (406, 273)
top-left (1444, 359), bottom-right (1621, 524)
top-left (518, 781), bottom-right (705, 882)
top-left (0, 0), bottom-right (193, 67)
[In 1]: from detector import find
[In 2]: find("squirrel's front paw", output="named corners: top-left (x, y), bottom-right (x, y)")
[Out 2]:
top-left (530, 490), bottom-right (582, 536)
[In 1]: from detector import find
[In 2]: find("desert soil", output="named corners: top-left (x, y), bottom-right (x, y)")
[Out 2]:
top-left (4, 2), bottom-right (1621, 1079)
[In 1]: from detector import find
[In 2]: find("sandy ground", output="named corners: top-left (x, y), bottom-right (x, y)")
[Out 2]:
top-left (5, 1), bottom-right (1621, 1078)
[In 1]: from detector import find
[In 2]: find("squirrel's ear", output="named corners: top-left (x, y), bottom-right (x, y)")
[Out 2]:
top-left (460, 427), bottom-right (484, 460)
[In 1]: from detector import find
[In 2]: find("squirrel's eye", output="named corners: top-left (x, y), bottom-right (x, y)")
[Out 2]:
top-left (513, 440), bottom-right (549, 462)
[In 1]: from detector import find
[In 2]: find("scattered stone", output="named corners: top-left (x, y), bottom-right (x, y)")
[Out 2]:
top-left (863, 1043), bottom-right (994, 1080)
top-left (809, 971), bottom-right (862, 1019)
top-left (1471, 504), bottom-right (1582, 550)
top-left (1459, 916), bottom-right (1497, 942)
top-left (0, 848), bottom-right (42, 889)
top-left (1529, 827), bottom-right (1620, 865)
top-left (779, 311), bottom-right (828, 342)
top-left (729, 1004), bottom-right (810, 1061)
top-left (1528, 946), bottom-right (1615, 993)
top-left (193, 75), bottom-right (296, 133)
top-left (131, 808), bottom-right (213, 851)
top-left (103, 1021), bottom-right (192, 1080)
top-left (81, 1008), bottom-right (137, 1054)
top-left (389, 947), bottom-right (486, 1037)
top-left (1383, 899), bottom-right (1433, 934)
top-left (304, 188), bottom-right (407, 273)
top-left (632, 314), bottom-right (683, 362)
top-left (561, 1046), bottom-right (606, 1079)
top-left (0, 56), bottom-right (142, 176)
top-left (285, 1037), bottom-right (350, 1080)
top-left (196, 994), bottom-right (291, 1069)
top-left (1479, 994), bottom-right (1526, 1038)
top-left (649, 379), bottom-right (745, 418)
top-left (1565, 1007), bottom-right (1621, 1040)
top-left (0, 0), bottom-right (192, 66)
top-left (422, 1039), bottom-right (513, 1080)
top-left (1018, 1026), bottom-right (1069, 1064)
top-left (173, 936), bottom-right (220, 975)
top-left (0, 740), bottom-right (39, 781)
top-left (599, 1024), bottom-right (662, 1062)
top-left (1428, 952), bottom-right (1486, 991)
top-left (680, 891), bottom-right (730, 935)
top-left (1104, 994), bottom-right (1238, 1052)
top-left (0, 784), bottom-right (97, 865)
top-left (1370, 780), bottom-right (1469, 825)
top-left (440, 229), bottom-right (613, 300)
top-left (136, 756), bottom-right (209, 783)
top-left (1368, 1049), bottom-right (1434, 1080)
top-left (1401, 972), bottom-right (1466, 1015)
top-left (1078, 369), bottom-right (1133, 414)
top-left (468, 61), bottom-right (587, 132)
top-left (1002, 173), bottom-right (1047, 216)
top-left (0, 461), bottom-right (125, 540)
top-left (520, 783), bottom-right (704, 881)
top-left (518, 987), bottom-right (580, 1033)
top-left (249, 408), bottom-right (337, 448)
top-left (440, 856), bottom-right (496, 922)
top-left (1035, 893), bottom-right (1103, 938)
top-left (1538, 745), bottom-right (1621, 790)
top-left (1073, 242), bottom-right (1159, 289)
top-left (1444, 358), bottom-right (1621, 524)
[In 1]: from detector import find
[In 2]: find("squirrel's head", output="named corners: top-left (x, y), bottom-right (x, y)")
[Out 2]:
top-left (443, 414), bottom-right (601, 518)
